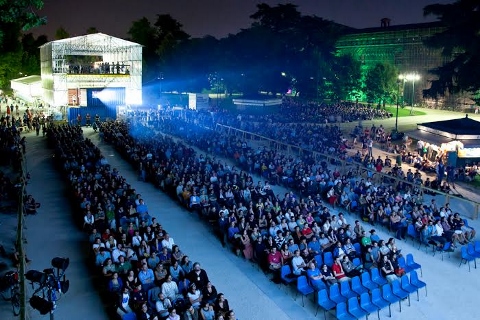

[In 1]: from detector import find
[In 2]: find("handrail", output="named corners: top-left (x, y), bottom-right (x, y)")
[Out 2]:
top-left (215, 123), bottom-right (480, 219)
top-left (16, 153), bottom-right (27, 320)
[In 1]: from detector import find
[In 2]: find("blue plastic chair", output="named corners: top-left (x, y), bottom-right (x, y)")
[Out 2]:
top-left (352, 257), bottom-right (362, 268)
top-left (405, 254), bottom-right (422, 276)
top-left (351, 276), bottom-right (368, 296)
top-left (401, 275), bottom-right (419, 301)
top-left (360, 292), bottom-right (380, 320)
top-left (459, 246), bottom-right (477, 271)
top-left (371, 288), bottom-right (390, 316)
top-left (474, 240), bottom-right (480, 254)
top-left (433, 241), bottom-right (453, 261)
top-left (397, 256), bottom-right (407, 270)
top-left (407, 224), bottom-right (421, 247)
top-left (467, 243), bottom-right (480, 259)
top-left (371, 268), bottom-right (388, 286)
top-left (340, 280), bottom-right (357, 299)
top-left (391, 279), bottom-right (410, 308)
top-left (409, 270), bottom-right (427, 297)
top-left (295, 275), bottom-right (315, 307)
top-left (336, 302), bottom-right (356, 320)
top-left (123, 313), bottom-right (137, 320)
top-left (329, 283), bottom-right (347, 304)
top-left (361, 271), bottom-right (378, 291)
top-left (353, 243), bottom-right (361, 254)
top-left (348, 296), bottom-right (368, 319)
top-left (382, 283), bottom-right (401, 316)
top-left (323, 252), bottom-right (334, 267)
top-left (314, 254), bottom-right (323, 267)
top-left (280, 265), bottom-right (297, 289)
top-left (315, 289), bottom-right (336, 320)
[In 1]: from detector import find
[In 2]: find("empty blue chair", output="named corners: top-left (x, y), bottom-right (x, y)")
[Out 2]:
top-left (434, 242), bottom-right (453, 261)
top-left (361, 271), bottom-right (378, 291)
top-left (371, 288), bottom-right (390, 316)
top-left (405, 254), bottom-right (422, 276)
top-left (371, 268), bottom-right (387, 286)
top-left (407, 224), bottom-right (420, 245)
top-left (314, 254), bottom-right (323, 267)
top-left (391, 279), bottom-right (410, 308)
top-left (340, 280), bottom-right (357, 299)
top-left (315, 289), bottom-right (336, 320)
top-left (474, 240), bottom-right (480, 254)
top-left (336, 302), bottom-right (356, 320)
top-left (323, 252), bottom-right (334, 267)
top-left (360, 292), bottom-right (380, 320)
top-left (459, 246), bottom-right (477, 271)
top-left (467, 243), bottom-right (480, 259)
top-left (329, 283), bottom-right (347, 304)
top-left (382, 283), bottom-right (401, 316)
top-left (351, 276), bottom-right (368, 296)
top-left (401, 275), bottom-right (419, 301)
top-left (409, 270), bottom-right (427, 297)
top-left (348, 296), bottom-right (368, 319)
top-left (397, 256), bottom-right (407, 270)
top-left (280, 265), bottom-right (297, 288)
top-left (352, 258), bottom-right (362, 268)
top-left (295, 275), bottom-right (315, 307)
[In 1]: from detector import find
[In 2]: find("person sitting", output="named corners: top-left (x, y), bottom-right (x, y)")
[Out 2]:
top-left (24, 195), bottom-right (40, 214)
top-left (332, 256), bottom-right (349, 282)
top-left (155, 292), bottom-right (172, 319)
top-left (306, 261), bottom-right (324, 291)
top-left (341, 255), bottom-right (362, 278)
top-left (380, 255), bottom-right (398, 283)
top-left (291, 250), bottom-right (307, 275)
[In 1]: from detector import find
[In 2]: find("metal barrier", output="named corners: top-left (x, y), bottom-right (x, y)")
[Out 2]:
top-left (215, 123), bottom-right (480, 219)
top-left (16, 154), bottom-right (27, 320)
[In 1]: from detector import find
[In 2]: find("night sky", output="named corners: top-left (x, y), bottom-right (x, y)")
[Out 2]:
top-left (33, 0), bottom-right (454, 40)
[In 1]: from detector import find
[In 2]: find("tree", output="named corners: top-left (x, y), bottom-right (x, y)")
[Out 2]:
top-left (86, 27), bottom-right (98, 34)
top-left (55, 26), bottom-right (69, 40)
top-left (364, 62), bottom-right (398, 105)
top-left (423, 0), bottom-right (480, 98)
top-left (0, 0), bottom-right (45, 48)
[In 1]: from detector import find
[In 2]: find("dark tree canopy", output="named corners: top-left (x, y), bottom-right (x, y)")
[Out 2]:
top-left (423, 0), bottom-right (480, 98)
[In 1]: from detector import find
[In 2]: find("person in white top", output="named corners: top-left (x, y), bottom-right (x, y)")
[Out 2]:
top-left (291, 250), bottom-right (307, 275)
top-left (162, 275), bottom-right (181, 302)
top-left (162, 233), bottom-right (175, 251)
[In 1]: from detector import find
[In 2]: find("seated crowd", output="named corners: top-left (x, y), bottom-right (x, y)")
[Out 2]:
top-left (46, 124), bottom-right (236, 320)
top-left (97, 118), bottom-right (448, 293)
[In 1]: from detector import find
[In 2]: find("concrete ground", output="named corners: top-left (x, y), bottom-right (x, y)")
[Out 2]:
top-left (0, 106), bottom-right (479, 319)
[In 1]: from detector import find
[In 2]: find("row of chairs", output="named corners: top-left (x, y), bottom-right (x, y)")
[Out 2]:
top-left (459, 241), bottom-right (480, 271)
top-left (316, 271), bottom-right (426, 320)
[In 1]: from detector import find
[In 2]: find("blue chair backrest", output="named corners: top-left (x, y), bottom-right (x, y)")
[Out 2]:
top-left (348, 296), bottom-right (361, 311)
top-left (361, 271), bottom-right (371, 284)
top-left (297, 275), bottom-right (308, 288)
top-left (318, 289), bottom-right (330, 304)
top-left (340, 280), bottom-right (351, 294)
top-left (336, 302), bottom-right (348, 316)
top-left (462, 246), bottom-right (473, 259)
top-left (352, 258), bottom-right (361, 267)
top-left (401, 275), bottom-right (410, 287)
top-left (391, 279), bottom-right (401, 292)
top-left (360, 292), bottom-right (371, 307)
top-left (371, 288), bottom-right (382, 301)
top-left (281, 265), bottom-right (291, 277)
top-left (397, 256), bottom-right (406, 268)
top-left (324, 252), bottom-right (334, 266)
top-left (467, 243), bottom-right (476, 254)
top-left (407, 224), bottom-right (417, 237)
top-left (315, 254), bottom-right (323, 266)
top-left (353, 243), bottom-right (361, 253)
top-left (351, 276), bottom-right (361, 289)
top-left (330, 283), bottom-right (341, 297)
top-left (382, 283), bottom-right (392, 297)
top-left (123, 313), bottom-right (137, 320)
top-left (406, 253), bottom-right (414, 264)
top-left (474, 240), bottom-right (480, 251)
top-left (410, 270), bottom-right (419, 282)
top-left (443, 242), bottom-right (451, 251)
top-left (371, 267), bottom-right (381, 279)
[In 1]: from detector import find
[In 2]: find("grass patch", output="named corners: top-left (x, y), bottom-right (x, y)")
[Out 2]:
top-left (385, 106), bottom-right (426, 117)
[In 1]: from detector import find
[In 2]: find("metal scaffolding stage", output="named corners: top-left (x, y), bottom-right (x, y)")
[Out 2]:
top-left (40, 33), bottom-right (142, 107)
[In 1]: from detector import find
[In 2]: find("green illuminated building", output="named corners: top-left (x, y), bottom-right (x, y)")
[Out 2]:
top-left (336, 21), bottom-right (468, 109)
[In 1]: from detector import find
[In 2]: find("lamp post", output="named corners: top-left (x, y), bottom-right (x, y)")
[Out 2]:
top-left (405, 73), bottom-right (420, 115)
top-left (395, 75), bottom-right (404, 132)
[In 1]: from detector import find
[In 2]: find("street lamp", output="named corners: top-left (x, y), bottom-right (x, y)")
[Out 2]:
top-left (405, 73), bottom-right (420, 115)
top-left (395, 75), bottom-right (405, 132)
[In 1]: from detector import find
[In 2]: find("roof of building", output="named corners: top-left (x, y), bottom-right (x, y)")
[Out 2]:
top-left (418, 116), bottom-right (480, 136)
top-left (341, 21), bottom-right (445, 36)
top-left (39, 33), bottom-right (142, 50)
top-left (10, 75), bottom-right (41, 85)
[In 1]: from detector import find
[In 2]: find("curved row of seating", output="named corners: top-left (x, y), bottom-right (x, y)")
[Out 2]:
top-left (45, 124), bottom-right (237, 320)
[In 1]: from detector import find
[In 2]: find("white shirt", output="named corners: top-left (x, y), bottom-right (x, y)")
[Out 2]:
top-left (161, 281), bottom-right (179, 301)
top-left (292, 256), bottom-right (306, 273)
top-left (162, 237), bottom-right (175, 251)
